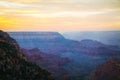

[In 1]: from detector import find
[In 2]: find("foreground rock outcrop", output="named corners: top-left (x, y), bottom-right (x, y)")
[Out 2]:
top-left (0, 30), bottom-right (54, 80)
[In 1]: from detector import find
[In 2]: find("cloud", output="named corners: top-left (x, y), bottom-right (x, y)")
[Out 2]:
top-left (0, 12), bottom-right (4, 15)
top-left (17, 9), bottom-right (116, 18)
top-left (0, 0), bottom-right (120, 31)
top-left (0, 1), bottom-right (34, 8)
top-left (0, 0), bottom-right (119, 18)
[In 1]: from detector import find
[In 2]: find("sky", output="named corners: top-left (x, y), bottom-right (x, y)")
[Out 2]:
top-left (0, 0), bottom-right (120, 32)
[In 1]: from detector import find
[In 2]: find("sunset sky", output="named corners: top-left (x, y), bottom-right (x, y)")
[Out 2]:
top-left (0, 0), bottom-right (120, 32)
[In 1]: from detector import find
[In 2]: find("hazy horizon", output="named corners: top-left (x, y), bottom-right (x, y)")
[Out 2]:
top-left (5, 30), bottom-right (120, 33)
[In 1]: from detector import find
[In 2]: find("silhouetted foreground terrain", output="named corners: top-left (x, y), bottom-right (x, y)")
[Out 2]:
top-left (0, 30), bottom-right (54, 80)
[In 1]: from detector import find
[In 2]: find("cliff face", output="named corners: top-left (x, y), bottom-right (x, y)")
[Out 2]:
top-left (9, 32), bottom-right (67, 52)
top-left (0, 30), bottom-right (54, 80)
top-left (88, 58), bottom-right (120, 80)
top-left (22, 48), bottom-right (71, 79)
top-left (9, 32), bottom-right (65, 40)
top-left (0, 30), bottom-right (20, 53)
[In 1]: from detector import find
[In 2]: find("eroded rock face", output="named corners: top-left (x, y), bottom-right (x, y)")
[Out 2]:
top-left (22, 48), bottom-right (71, 80)
top-left (88, 58), bottom-right (120, 80)
top-left (0, 30), bottom-right (54, 80)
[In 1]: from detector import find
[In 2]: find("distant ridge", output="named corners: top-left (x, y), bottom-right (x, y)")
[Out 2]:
top-left (9, 32), bottom-right (120, 56)
top-left (9, 32), bottom-right (65, 39)
top-left (62, 31), bottom-right (120, 46)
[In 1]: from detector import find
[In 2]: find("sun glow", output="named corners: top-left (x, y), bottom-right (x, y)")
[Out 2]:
top-left (0, 0), bottom-right (120, 32)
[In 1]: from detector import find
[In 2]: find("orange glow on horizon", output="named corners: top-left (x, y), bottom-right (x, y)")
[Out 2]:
top-left (0, 0), bottom-right (120, 32)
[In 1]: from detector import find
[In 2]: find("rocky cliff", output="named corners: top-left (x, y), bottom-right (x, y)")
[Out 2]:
top-left (0, 30), bottom-right (54, 80)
